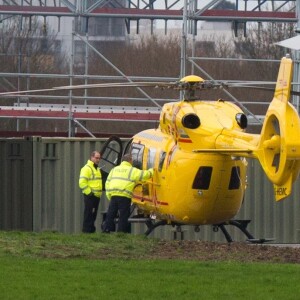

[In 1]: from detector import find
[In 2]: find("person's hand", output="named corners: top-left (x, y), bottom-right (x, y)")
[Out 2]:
top-left (149, 168), bottom-right (154, 176)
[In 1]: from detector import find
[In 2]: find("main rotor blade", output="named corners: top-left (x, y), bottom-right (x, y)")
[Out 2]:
top-left (53, 82), bottom-right (173, 90)
top-left (1, 79), bottom-right (298, 97)
top-left (227, 85), bottom-right (300, 96)
top-left (0, 81), bottom-right (175, 96)
top-left (223, 81), bottom-right (276, 86)
top-left (0, 87), bottom-right (58, 96)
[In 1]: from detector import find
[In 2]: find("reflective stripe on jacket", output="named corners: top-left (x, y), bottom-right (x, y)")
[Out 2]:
top-left (79, 160), bottom-right (102, 198)
top-left (105, 161), bottom-right (153, 201)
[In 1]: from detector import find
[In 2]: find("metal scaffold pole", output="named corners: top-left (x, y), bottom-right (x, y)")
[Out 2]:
top-left (180, 0), bottom-right (187, 80)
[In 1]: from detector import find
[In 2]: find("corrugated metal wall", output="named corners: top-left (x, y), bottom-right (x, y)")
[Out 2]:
top-left (0, 138), bottom-right (33, 230)
top-left (31, 137), bottom-right (109, 233)
top-left (1, 137), bottom-right (300, 243)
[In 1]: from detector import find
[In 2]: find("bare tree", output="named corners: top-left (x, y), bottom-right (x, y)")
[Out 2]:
top-left (234, 22), bottom-right (295, 59)
top-left (0, 16), bottom-right (68, 89)
top-left (0, 16), bottom-right (68, 132)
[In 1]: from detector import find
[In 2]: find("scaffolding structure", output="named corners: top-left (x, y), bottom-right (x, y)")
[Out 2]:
top-left (0, 0), bottom-right (299, 137)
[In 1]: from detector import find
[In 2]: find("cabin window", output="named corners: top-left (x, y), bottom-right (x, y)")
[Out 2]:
top-left (131, 143), bottom-right (144, 169)
top-left (192, 166), bottom-right (212, 190)
top-left (147, 148), bottom-right (156, 169)
top-left (228, 166), bottom-right (241, 190)
top-left (158, 151), bottom-right (166, 172)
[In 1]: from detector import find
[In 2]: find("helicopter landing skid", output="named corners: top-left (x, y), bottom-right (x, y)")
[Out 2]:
top-left (127, 214), bottom-right (168, 236)
top-left (213, 220), bottom-right (254, 243)
top-left (144, 220), bottom-right (168, 236)
top-left (127, 213), bottom-right (259, 243)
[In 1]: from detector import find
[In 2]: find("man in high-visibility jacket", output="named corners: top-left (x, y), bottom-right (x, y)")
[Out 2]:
top-left (103, 154), bottom-right (154, 233)
top-left (79, 151), bottom-right (102, 233)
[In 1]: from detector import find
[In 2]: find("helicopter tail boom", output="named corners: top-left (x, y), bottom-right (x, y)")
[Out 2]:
top-left (256, 56), bottom-right (300, 201)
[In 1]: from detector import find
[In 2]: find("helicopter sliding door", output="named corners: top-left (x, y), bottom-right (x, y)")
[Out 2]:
top-left (99, 136), bottom-right (123, 183)
top-left (130, 142), bottom-right (156, 209)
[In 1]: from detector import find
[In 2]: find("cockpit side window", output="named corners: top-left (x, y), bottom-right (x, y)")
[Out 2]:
top-left (158, 151), bottom-right (166, 172)
top-left (131, 143), bottom-right (144, 169)
top-left (147, 148), bottom-right (156, 169)
top-left (192, 166), bottom-right (212, 190)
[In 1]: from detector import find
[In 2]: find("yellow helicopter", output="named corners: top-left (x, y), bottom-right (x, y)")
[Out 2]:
top-left (98, 55), bottom-right (300, 242)
top-left (1, 55), bottom-right (300, 242)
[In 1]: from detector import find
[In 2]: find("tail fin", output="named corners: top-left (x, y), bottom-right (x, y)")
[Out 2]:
top-left (256, 56), bottom-right (300, 201)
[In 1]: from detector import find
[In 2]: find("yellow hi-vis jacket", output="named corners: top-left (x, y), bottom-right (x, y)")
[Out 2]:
top-left (105, 161), bottom-right (153, 201)
top-left (79, 160), bottom-right (102, 198)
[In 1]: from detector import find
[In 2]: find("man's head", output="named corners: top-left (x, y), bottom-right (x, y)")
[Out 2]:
top-left (122, 153), bottom-right (132, 163)
top-left (90, 151), bottom-right (101, 165)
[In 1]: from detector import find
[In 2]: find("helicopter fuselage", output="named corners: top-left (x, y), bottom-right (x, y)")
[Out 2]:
top-left (130, 99), bottom-right (249, 225)
top-left (129, 56), bottom-right (300, 228)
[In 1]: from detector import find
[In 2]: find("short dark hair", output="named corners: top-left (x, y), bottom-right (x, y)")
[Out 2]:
top-left (122, 153), bottom-right (132, 162)
top-left (91, 151), bottom-right (100, 158)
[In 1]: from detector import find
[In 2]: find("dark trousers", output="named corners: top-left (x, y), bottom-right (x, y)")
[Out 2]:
top-left (104, 196), bottom-right (131, 233)
top-left (82, 194), bottom-right (100, 233)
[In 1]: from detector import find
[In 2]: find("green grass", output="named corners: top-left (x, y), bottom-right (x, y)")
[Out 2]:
top-left (0, 231), bottom-right (299, 299)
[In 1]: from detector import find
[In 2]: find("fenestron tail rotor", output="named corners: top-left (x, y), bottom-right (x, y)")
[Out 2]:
top-left (256, 56), bottom-right (300, 201)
